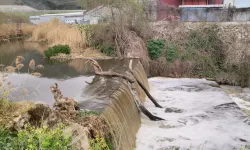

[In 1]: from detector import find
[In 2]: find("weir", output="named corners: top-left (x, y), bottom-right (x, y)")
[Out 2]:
top-left (77, 58), bottom-right (149, 150)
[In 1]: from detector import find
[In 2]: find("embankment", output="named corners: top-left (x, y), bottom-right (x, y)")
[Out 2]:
top-left (78, 58), bottom-right (149, 150)
top-left (151, 21), bottom-right (250, 87)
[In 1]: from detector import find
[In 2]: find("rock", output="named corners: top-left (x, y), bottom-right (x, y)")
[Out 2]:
top-left (8, 102), bottom-right (61, 130)
top-left (165, 107), bottom-right (185, 113)
top-left (64, 123), bottom-right (90, 150)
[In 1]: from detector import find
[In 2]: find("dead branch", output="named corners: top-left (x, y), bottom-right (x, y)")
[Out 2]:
top-left (130, 71), bottom-right (163, 108)
top-left (86, 59), bottom-right (164, 121)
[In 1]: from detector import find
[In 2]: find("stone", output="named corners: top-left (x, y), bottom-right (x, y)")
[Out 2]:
top-left (64, 123), bottom-right (90, 150)
top-left (165, 107), bottom-right (184, 113)
top-left (8, 102), bottom-right (60, 130)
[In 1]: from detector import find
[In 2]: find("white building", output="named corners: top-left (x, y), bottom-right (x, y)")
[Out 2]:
top-left (29, 11), bottom-right (100, 25)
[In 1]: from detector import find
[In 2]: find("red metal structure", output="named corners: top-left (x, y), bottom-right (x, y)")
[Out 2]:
top-left (158, 0), bottom-right (223, 7)
top-left (184, 0), bottom-right (207, 5)
top-left (157, 0), bottom-right (223, 21)
top-left (158, 0), bottom-right (182, 7)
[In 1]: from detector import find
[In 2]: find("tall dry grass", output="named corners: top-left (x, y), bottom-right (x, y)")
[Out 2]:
top-left (0, 23), bottom-right (35, 38)
top-left (30, 19), bottom-right (86, 52)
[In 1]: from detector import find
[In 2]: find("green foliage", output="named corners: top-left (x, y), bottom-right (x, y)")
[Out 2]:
top-left (185, 25), bottom-right (224, 68)
top-left (100, 45), bottom-right (116, 56)
top-left (77, 110), bottom-right (100, 118)
top-left (44, 45), bottom-right (71, 59)
top-left (78, 24), bottom-right (96, 46)
top-left (181, 25), bottom-right (224, 77)
top-left (105, 135), bottom-right (113, 150)
top-left (90, 135), bottom-right (111, 150)
top-left (165, 43), bottom-right (179, 62)
top-left (147, 39), bottom-right (166, 59)
top-left (0, 124), bottom-right (72, 150)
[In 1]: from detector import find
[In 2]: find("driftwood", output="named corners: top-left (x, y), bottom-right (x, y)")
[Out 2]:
top-left (129, 78), bottom-right (164, 121)
top-left (130, 71), bottom-right (163, 108)
top-left (50, 83), bottom-right (79, 118)
top-left (86, 59), bottom-right (164, 121)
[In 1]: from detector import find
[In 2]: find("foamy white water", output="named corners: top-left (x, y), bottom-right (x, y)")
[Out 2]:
top-left (136, 78), bottom-right (250, 150)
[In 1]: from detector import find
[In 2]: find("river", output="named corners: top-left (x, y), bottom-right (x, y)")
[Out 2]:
top-left (0, 41), bottom-right (116, 106)
top-left (136, 78), bottom-right (250, 150)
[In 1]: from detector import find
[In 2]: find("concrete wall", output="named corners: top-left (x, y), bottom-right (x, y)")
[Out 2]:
top-left (224, 0), bottom-right (250, 8)
top-left (180, 7), bottom-right (227, 21)
top-left (180, 7), bottom-right (250, 22)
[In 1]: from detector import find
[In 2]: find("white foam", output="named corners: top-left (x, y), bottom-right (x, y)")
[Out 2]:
top-left (136, 78), bottom-right (250, 150)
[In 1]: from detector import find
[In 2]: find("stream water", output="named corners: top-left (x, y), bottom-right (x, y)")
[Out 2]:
top-left (0, 41), bottom-right (117, 105)
top-left (136, 78), bottom-right (250, 150)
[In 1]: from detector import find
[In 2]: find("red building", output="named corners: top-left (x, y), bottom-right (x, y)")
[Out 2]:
top-left (159, 0), bottom-right (223, 6)
top-left (157, 0), bottom-right (223, 21)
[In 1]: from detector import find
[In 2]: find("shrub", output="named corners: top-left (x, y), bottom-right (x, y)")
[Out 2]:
top-left (44, 45), bottom-right (70, 58)
top-left (165, 43), bottom-right (179, 62)
top-left (90, 134), bottom-right (111, 150)
top-left (100, 45), bottom-right (116, 56)
top-left (0, 124), bottom-right (72, 150)
top-left (147, 39), bottom-right (166, 59)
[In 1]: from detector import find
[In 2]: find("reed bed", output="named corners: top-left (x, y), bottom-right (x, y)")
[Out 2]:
top-left (0, 23), bottom-right (35, 38)
top-left (30, 19), bottom-right (86, 52)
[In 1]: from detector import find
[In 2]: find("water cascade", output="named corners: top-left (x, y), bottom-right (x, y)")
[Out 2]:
top-left (78, 58), bottom-right (149, 150)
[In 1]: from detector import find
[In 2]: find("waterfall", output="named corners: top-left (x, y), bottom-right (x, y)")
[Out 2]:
top-left (78, 58), bottom-right (149, 150)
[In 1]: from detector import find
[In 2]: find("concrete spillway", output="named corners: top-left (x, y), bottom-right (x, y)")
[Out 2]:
top-left (78, 58), bottom-right (149, 150)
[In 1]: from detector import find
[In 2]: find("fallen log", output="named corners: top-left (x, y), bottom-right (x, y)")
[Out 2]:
top-left (130, 71), bottom-right (163, 108)
top-left (128, 79), bottom-right (164, 121)
top-left (86, 59), bottom-right (164, 121)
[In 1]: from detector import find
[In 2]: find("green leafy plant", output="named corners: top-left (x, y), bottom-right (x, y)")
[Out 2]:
top-left (0, 124), bottom-right (72, 150)
top-left (100, 45), bottom-right (116, 56)
top-left (77, 110), bottom-right (100, 118)
top-left (165, 43), bottom-right (179, 62)
top-left (147, 39), bottom-right (166, 59)
top-left (90, 134), bottom-right (111, 150)
top-left (44, 45), bottom-right (71, 59)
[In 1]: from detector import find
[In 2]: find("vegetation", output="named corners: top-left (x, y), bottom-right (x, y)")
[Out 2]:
top-left (31, 19), bottom-right (85, 53)
top-left (0, 124), bottom-right (72, 150)
top-left (100, 45), bottom-right (116, 57)
top-left (44, 45), bottom-right (71, 59)
top-left (164, 42), bottom-right (179, 62)
top-left (90, 134), bottom-right (112, 150)
top-left (147, 39), bottom-right (166, 59)
top-left (0, 12), bottom-right (29, 24)
top-left (76, 110), bottom-right (100, 118)
top-left (149, 25), bottom-right (225, 78)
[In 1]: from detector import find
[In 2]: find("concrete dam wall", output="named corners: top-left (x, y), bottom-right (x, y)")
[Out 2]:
top-left (77, 58), bottom-right (149, 150)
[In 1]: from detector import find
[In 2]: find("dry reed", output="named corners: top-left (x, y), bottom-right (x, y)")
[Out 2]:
top-left (0, 23), bottom-right (35, 38)
top-left (30, 19), bottom-right (86, 52)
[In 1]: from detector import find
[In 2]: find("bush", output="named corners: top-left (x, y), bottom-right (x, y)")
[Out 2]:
top-left (0, 124), bottom-right (72, 150)
top-left (100, 45), bottom-right (116, 56)
top-left (165, 43), bottom-right (179, 62)
top-left (147, 39), bottom-right (166, 59)
top-left (44, 45), bottom-right (70, 58)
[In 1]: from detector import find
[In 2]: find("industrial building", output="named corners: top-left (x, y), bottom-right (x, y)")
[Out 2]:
top-left (29, 11), bottom-right (100, 25)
